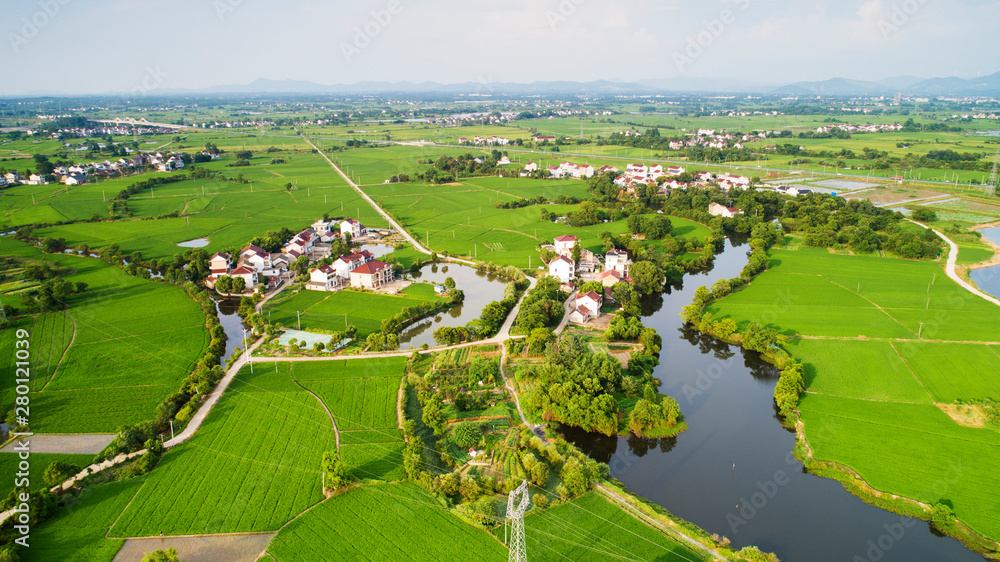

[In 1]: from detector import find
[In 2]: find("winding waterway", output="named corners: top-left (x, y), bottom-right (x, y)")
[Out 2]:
top-left (563, 239), bottom-right (984, 561)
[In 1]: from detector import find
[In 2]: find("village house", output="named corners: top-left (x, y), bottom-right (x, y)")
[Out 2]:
top-left (568, 290), bottom-right (603, 324)
top-left (308, 265), bottom-right (343, 291)
top-left (239, 244), bottom-right (271, 272)
top-left (229, 266), bottom-right (258, 291)
top-left (548, 255), bottom-right (575, 283)
top-left (553, 235), bottom-right (578, 257)
top-left (63, 174), bottom-right (86, 186)
top-left (598, 269), bottom-right (626, 287)
top-left (341, 219), bottom-right (366, 240)
top-left (350, 259), bottom-right (393, 289)
top-left (605, 249), bottom-right (631, 276)
top-left (523, 161), bottom-right (538, 173)
top-left (209, 252), bottom-right (231, 276)
top-left (333, 250), bottom-right (374, 278)
top-left (708, 202), bottom-right (743, 218)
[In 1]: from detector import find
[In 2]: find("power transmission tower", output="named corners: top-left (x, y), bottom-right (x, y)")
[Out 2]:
top-left (0, 297), bottom-right (6, 324)
top-left (506, 480), bottom-right (530, 562)
top-left (986, 150), bottom-right (998, 198)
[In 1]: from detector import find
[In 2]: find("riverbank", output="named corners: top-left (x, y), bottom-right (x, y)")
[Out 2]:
top-left (689, 239), bottom-right (1000, 558)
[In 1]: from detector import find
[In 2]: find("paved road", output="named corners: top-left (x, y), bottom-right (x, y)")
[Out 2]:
top-left (553, 291), bottom-right (577, 335)
top-left (0, 434), bottom-right (113, 455)
top-left (112, 533), bottom-right (275, 562)
top-left (909, 219), bottom-right (1000, 307)
top-left (164, 336), bottom-right (266, 449)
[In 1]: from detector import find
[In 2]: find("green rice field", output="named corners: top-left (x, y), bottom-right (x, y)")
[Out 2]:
top-left (264, 285), bottom-right (445, 338)
top-left (709, 244), bottom-right (1000, 543)
top-left (267, 483), bottom-right (507, 561)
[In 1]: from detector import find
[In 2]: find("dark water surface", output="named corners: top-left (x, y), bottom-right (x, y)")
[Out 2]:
top-left (563, 239), bottom-right (984, 562)
top-left (398, 263), bottom-right (507, 349)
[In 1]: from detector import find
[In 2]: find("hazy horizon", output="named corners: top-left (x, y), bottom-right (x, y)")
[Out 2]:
top-left (1, 0), bottom-right (997, 96)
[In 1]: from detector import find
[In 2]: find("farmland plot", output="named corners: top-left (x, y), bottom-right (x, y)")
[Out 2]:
top-left (267, 483), bottom-right (506, 561)
top-left (109, 365), bottom-right (337, 536)
top-left (494, 492), bottom-right (708, 562)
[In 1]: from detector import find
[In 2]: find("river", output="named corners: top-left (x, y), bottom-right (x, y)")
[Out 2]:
top-left (971, 227), bottom-right (1000, 300)
top-left (563, 238), bottom-right (984, 561)
top-left (398, 262), bottom-right (507, 349)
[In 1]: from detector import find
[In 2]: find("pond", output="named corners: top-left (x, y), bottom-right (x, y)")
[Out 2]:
top-left (561, 238), bottom-right (984, 562)
top-left (177, 238), bottom-right (210, 248)
top-left (397, 262), bottom-right (508, 349)
top-left (357, 243), bottom-right (395, 259)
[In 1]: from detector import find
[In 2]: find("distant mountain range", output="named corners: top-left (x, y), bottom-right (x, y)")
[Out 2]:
top-left (14, 73), bottom-right (1000, 97)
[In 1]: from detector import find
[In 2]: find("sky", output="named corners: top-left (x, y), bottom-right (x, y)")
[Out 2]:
top-left (1, 0), bottom-right (998, 95)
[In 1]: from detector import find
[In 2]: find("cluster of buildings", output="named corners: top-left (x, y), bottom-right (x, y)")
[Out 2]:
top-left (547, 161), bottom-right (595, 179)
top-left (208, 245), bottom-right (288, 294)
top-left (544, 235), bottom-right (634, 324)
top-left (205, 218), bottom-right (382, 294)
top-left (458, 136), bottom-right (511, 146)
top-left (191, 120), bottom-right (275, 129)
top-left (2, 151), bottom-right (190, 187)
top-left (815, 123), bottom-right (903, 134)
top-left (308, 250), bottom-right (394, 291)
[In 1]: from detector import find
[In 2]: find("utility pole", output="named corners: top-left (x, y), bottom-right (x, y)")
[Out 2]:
top-left (242, 327), bottom-right (253, 374)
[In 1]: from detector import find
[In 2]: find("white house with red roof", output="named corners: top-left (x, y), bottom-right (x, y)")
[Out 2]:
top-left (605, 249), bottom-right (631, 276)
top-left (209, 252), bottom-right (231, 276)
top-left (577, 290), bottom-right (603, 314)
top-left (553, 235), bottom-right (578, 257)
top-left (229, 266), bottom-right (257, 291)
top-left (240, 244), bottom-right (271, 272)
top-left (568, 290), bottom-right (603, 324)
top-left (350, 259), bottom-right (393, 289)
top-left (341, 219), bottom-right (366, 240)
top-left (333, 250), bottom-right (374, 278)
top-left (524, 161), bottom-right (538, 172)
top-left (548, 255), bottom-right (575, 283)
top-left (308, 265), bottom-right (343, 291)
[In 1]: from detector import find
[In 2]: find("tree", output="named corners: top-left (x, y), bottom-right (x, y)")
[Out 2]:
top-left (322, 450), bottom-right (350, 491)
top-left (230, 276), bottom-right (246, 294)
top-left (142, 548), bottom-right (179, 562)
top-left (422, 394), bottom-right (446, 435)
top-left (43, 461), bottom-right (81, 486)
top-left (444, 276), bottom-right (456, 290)
top-left (630, 261), bottom-right (664, 295)
top-left (452, 422), bottom-right (482, 448)
top-left (214, 276), bottom-right (232, 295)
top-left (571, 243), bottom-right (582, 265)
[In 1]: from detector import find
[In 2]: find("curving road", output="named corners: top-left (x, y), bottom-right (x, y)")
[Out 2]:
top-left (908, 219), bottom-right (1000, 307)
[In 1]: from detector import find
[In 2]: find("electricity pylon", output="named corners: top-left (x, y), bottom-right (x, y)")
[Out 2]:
top-left (986, 151), bottom-right (998, 198)
top-left (506, 480), bottom-right (530, 562)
